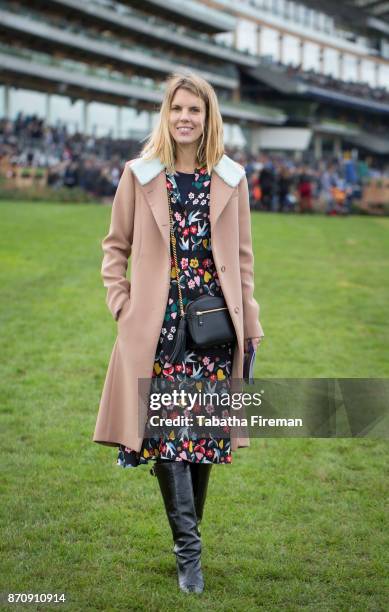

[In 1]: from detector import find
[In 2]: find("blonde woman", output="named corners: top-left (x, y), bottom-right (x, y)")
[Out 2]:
top-left (93, 72), bottom-right (264, 594)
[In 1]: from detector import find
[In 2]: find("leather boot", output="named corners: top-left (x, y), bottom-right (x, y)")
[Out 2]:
top-left (189, 462), bottom-right (212, 537)
top-left (154, 458), bottom-right (204, 594)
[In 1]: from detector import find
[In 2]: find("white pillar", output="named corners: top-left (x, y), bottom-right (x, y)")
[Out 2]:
top-left (116, 106), bottom-right (123, 139)
top-left (278, 32), bottom-right (284, 64)
top-left (147, 111), bottom-right (153, 133)
top-left (45, 93), bottom-right (52, 125)
top-left (357, 57), bottom-right (362, 82)
top-left (314, 134), bottom-right (322, 160)
top-left (374, 62), bottom-right (380, 87)
top-left (3, 84), bottom-right (10, 119)
top-left (256, 25), bottom-right (262, 57)
top-left (82, 100), bottom-right (90, 135)
top-left (319, 47), bottom-right (325, 73)
top-left (233, 26), bottom-right (238, 51)
top-left (299, 39), bottom-right (305, 69)
top-left (338, 53), bottom-right (344, 80)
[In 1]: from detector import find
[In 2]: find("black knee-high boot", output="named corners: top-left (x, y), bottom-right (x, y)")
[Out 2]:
top-left (154, 459), bottom-right (204, 594)
top-left (189, 463), bottom-right (212, 537)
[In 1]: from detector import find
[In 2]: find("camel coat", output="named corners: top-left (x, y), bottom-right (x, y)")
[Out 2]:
top-left (92, 153), bottom-right (264, 453)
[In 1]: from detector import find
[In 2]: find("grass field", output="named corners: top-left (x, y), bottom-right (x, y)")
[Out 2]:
top-left (1, 201), bottom-right (388, 611)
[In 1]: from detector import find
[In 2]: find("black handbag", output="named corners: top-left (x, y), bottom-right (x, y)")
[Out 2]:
top-left (167, 189), bottom-right (236, 364)
top-left (186, 294), bottom-right (236, 349)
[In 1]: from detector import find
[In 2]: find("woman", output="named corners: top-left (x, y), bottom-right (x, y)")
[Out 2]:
top-left (93, 72), bottom-right (264, 594)
top-left (297, 166), bottom-right (313, 213)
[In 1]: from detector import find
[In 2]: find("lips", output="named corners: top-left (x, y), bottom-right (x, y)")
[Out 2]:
top-left (177, 127), bottom-right (193, 133)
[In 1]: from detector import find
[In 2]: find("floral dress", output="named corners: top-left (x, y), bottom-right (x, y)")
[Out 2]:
top-left (117, 165), bottom-right (236, 469)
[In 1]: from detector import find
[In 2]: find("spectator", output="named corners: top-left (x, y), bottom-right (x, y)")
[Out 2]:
top-left (297, 167), bottom-right (313, 213)
top-left (259, 162), bottom-right (276, 211)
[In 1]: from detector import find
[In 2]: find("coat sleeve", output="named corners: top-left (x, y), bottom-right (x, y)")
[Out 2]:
top-left (101, 161), bottom-right (135, 321)
top-left (237, 172), bottom-right (265, 339)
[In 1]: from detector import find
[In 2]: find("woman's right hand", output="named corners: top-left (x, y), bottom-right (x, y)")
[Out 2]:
top-left (117, 297), bottom-right (131, 322)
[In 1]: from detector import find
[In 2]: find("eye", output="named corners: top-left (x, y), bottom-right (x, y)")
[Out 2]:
top-left (171, 106), bottom-right (201, 112)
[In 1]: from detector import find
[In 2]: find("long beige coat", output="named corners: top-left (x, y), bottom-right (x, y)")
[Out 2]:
top-left (92, 153), bottom-right (264, 453)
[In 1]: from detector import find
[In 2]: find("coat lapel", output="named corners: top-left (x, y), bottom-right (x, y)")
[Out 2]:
top-left (209, 170), bottom-right (235, 231)
top-left (143, 172), bottom-right (171, 255)
top-left (130, 154), bottom-right (244, 255)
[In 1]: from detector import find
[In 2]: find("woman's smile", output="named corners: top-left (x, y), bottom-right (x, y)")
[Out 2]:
top-left (176, 127), bottom-right (193, 135)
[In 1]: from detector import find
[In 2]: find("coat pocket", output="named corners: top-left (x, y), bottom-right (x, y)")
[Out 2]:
top-left (117, 297), bottom-right (132, 326)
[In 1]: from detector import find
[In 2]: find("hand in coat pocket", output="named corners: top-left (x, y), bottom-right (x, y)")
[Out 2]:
top-left (117, 297), bottom-right (131, 324)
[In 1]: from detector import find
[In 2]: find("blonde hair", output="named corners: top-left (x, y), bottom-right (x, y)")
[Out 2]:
top-left (139, 71), bottom-right (224, 175)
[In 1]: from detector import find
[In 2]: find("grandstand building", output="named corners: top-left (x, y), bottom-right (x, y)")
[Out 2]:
top-left (0, 0), bottom-right (388, 158)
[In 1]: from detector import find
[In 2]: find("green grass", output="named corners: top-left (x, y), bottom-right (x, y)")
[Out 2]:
top-left (1, 202), bottom-right (388, 611)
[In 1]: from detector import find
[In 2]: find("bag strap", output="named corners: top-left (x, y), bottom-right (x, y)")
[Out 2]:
top-left (167, 189), bottom-right (185, 319)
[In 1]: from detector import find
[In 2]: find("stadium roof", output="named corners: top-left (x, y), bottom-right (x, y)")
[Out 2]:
top-left (301, 0), bottom-right (389, 36)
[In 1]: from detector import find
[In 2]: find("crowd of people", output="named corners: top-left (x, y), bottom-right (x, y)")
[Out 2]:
top-left (275, 61), bottom-right (389, 105)
top-left (239, 153), bottom-right (376, 215)
top-left (0, 113), bottom-right (137, 198)
top-left (0, 113), bottom-right (387, 213)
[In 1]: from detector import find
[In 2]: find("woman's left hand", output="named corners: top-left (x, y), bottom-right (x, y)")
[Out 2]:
top-left (244, 337), bottom-right (262, 352)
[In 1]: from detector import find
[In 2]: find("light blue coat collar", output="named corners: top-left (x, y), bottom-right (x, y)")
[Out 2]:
top-left (130, 153), bottom-right (245, 188)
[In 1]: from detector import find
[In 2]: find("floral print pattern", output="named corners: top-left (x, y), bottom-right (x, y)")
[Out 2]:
top-left (117, 166), bottom-right (235, 469)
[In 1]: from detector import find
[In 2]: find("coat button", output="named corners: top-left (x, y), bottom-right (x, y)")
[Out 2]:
top-left (234, 306), bottom-right (240, 313)
top-left (220, 265), bottom-right (226, 272)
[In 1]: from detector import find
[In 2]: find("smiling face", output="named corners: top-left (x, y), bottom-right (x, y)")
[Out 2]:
top-left (168, 87), bottom-right (206, 148)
